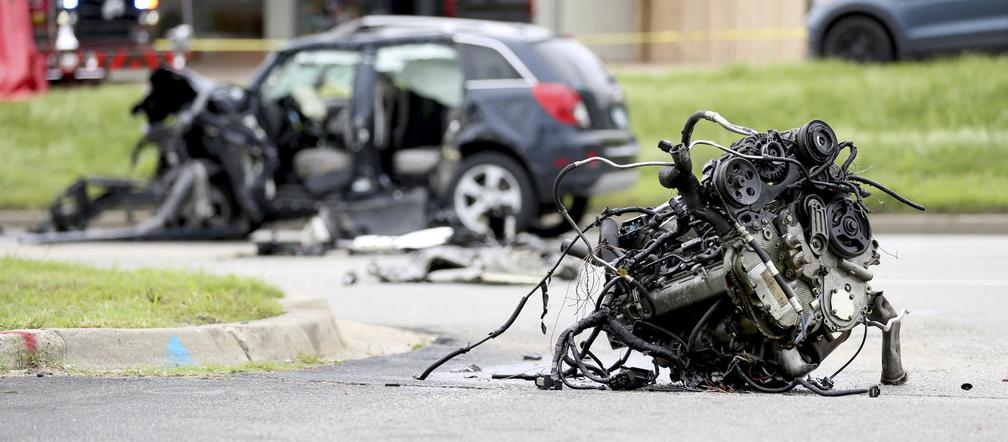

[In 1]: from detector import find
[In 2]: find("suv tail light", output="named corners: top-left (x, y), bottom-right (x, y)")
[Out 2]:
top-left (532, 83), bottom-right (590, 128)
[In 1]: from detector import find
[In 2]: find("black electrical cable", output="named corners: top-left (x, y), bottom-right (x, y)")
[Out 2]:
top-left (552, 157), bottom-right (675, 275)
top-left (583, 348), bottom-right (608, 375)
top-left (849, 175), bottom-right (926, 211)
top-left (416, 226), bottom-right (591, 380)
top-left (558, 367), bottom-right (606, 390)
top-left (567, 338), bottom-right (611, 384)
top-left (732, 365), bottom-right (799, 393)
top-left (840, 142), bottom-right (858, 172)
top-left (562, 354), bottom-right (608, 377)
top-left (796, 378), bottom-right (876, 397)
top-left (608, 348), bottom-right (633, 372)
top-left (637, 320), bottom-right (688, 349)
top-left (829, 322), bottom-right (868, 380)
top-left (604, 318), bottom-right (684, 369)
top-left (733, 365), bottom-right (875, 396)
top-left (808, 140), bottom-right (853, 177)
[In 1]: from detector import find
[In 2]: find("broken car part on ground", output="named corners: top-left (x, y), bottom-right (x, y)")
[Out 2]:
top-left (420, 111), bottom-right (924, 396)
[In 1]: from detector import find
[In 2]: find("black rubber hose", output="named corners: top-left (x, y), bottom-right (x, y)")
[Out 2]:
top-left (664, 145), bottom-right (734, 235)
top-left (687, 298), bottom-right (724, 352)
top-left (849, 175), bottom-right (926, 211)
top-left (680, 110), bottom-right (710, 145)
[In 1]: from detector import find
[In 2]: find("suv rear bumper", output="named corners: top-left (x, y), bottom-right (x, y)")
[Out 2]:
top-left (586, 168), bottom-right (638, 194)
top-left (550, 133), bottom-right (639, 198)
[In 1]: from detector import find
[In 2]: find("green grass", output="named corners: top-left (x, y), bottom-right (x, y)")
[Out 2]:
top-left (0, 56), bottom-right (1005, 212)
top-left (0, 84), bottom-right (148, 209)
top-left (0, 257), bottom-right (283, 329)
top-left (599, 55), bottom-right (1008, 213)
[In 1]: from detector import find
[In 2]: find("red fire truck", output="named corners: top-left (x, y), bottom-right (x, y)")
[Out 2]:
top-left (28, 0), bottom-right (179, 82)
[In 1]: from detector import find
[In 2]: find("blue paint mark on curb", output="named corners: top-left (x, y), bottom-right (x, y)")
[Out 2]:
top-left (167, 335), bottom-right (195, 366)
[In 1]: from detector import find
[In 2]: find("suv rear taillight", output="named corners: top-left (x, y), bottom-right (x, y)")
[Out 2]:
top-left (532, 83), bottom-right (590, 128)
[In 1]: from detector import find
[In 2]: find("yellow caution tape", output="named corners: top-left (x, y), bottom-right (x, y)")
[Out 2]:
top-left (153, 38), bottom-right (287, 52)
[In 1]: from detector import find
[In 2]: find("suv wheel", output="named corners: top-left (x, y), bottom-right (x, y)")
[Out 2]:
top-left (823, 16), bottom-right (894, 62)
top-left (448, 152), bottom-right (536, 235)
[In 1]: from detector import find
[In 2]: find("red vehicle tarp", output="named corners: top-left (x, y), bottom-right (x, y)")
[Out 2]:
top-left (0, 0), bottom-right (48, 100)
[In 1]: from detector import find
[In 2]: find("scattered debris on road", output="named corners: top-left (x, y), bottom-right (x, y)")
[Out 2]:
top-left (418, 111), bottom-right (925, 396)
top-left (367, 244), bottom-right (578, 284)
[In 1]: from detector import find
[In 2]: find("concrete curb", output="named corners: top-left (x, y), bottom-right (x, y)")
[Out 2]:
top-left (0, 298), bottom-right (434, 371)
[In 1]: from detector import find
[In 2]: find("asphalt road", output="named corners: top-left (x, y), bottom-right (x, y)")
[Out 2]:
top-left (1, 234), bottom-right (1007, 441)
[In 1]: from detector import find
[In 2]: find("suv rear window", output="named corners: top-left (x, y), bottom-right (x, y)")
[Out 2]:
top-left (532, 38), bottom-right (614, 88)
top-left (459, 44), bottom-right (523, 81)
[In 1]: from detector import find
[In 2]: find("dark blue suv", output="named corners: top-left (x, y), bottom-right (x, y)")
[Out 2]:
top-left (317, 16), bottom-right (639, 235)
top-left (38, 15), bottom-right (638, 242)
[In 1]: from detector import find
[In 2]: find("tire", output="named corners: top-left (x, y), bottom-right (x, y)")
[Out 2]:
top-left (447, 152), bottom-right (537, 235)
top-left (822, 16), bottom-right (895, 62)
top-left (177, 181), bottom-right (248, 234)
top-left (527, 195), bottom-right (589, 237)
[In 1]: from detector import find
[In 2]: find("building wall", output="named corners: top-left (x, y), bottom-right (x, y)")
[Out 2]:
top-left (641, 0), bottom-right (807, 65)
top-left (536, 0), bottom-right (808, 65)
top-left (534, 0), bottom-right (641, 63)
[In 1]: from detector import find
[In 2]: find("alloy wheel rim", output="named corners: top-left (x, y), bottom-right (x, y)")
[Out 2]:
top-left (453, 164), bottom-right (522, 234)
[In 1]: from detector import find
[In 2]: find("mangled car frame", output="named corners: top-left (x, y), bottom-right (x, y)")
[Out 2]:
top-left (421, 111), bottom-right (924, 395)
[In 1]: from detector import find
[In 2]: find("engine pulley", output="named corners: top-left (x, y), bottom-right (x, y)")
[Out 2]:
top-left (826, 197), bottom-right (872, 258)
top-left (714, 157), bottom-right (762, 207)
top-left (796, 120), bottom-right (838, 165)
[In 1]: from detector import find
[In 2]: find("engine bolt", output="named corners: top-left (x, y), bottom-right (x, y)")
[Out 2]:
top-left (844, 284), bottom-right (852, 291)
